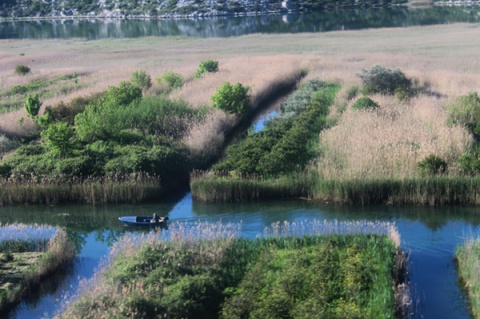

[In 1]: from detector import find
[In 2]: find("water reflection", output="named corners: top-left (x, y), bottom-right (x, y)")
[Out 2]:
top-left (1, 6), bottom-right (480, 39)
top-left (1, 192), bottom-right (480, 318)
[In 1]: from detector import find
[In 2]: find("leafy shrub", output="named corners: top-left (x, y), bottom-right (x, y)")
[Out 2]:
top-left (211, 82), bottom-right (251, 115)
top-left (352, 96), bottom-right (380, 110)
top-left (446, 92), bottom-right (480, 140)
top-left (130, 70), bottom-right (152, 91)
top-left (158, 71), bottom-right (183, 90)
top-left (24, 93), bottom-right (42, 119)
top-left (417, 154), bottom-right (447, 176)
top-left (14, 65), bottom-right (30, 75)
top-left (458, 148), bottom-right (480, 175)
top-left (194, 60), bottom-right (219, 78)
top-left (358, 65), bottom-right (412, 96)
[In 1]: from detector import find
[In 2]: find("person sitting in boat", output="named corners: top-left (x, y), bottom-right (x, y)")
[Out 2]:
top-left (151, 213), bottom-right (160, 223)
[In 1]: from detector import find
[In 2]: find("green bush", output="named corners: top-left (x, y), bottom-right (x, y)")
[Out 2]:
top-left (458, 148), bottom-right (480, 175)
top-left (14, 65), bottom-right (30, 75)
top-left (211, 82), bottom-right (251, 115)
top-left (194, 60), bottom-right (219, 78)
top-left (417, 154), bottom-right (447, 176)
top-left (446, 92), bottom-right (480, 140)
top-left (40, 122), bottom-right (76, 157)
top-left (131, 70), bottom-right (152, 91)
top-left (359, 65), bottom-right (412, 96)
top-left (158, 71), bottom-right (183, 90)
top-left (352, 96), bottom-right (380, 110)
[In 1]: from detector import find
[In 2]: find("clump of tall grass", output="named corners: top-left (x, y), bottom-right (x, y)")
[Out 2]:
top-left (0, 173), bottom-right (162, 205)
top-left (456, 236), bottom-right (480, 319)
top-left (58, 220), bottom-right (407, 319)
top-left (0, 225), bottom-right (74, 313)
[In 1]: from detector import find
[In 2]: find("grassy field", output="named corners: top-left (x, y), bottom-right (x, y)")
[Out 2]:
top-left (1, 23), bottom-right (479, 136)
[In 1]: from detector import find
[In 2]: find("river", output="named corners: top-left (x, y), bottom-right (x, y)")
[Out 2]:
top-left (1, 6), bottom-right (480, 39)
top-left (1, 192), bottom-right (479, 318)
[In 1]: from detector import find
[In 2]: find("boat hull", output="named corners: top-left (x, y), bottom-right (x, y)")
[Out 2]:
top-left (118, 216), bottom-right (168, 227)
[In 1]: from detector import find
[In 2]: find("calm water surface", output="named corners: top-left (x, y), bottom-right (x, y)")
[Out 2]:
top-left (1, 6), bottom-right (480, 39)
top-left (1, 192), bottom-right (480, 318)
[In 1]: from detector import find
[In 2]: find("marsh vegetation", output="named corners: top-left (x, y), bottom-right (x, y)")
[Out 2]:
top-left (0, 224), bottom-right (75, 313)
top-left (58, 220), bottom-right (407, 319)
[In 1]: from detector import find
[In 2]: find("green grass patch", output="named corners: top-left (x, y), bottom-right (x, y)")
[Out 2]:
top-left (0, 73), bottom-right (86, 114)
top-left (59, 220), bottom-right (406, 319)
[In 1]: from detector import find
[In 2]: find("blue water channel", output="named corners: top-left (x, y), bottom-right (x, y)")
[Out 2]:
top-left (1, 192), bottom-right (479, 318)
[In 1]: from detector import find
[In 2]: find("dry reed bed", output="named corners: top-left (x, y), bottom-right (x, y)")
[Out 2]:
top-left (1, 23), bottom-right (480, 136)
top-left (318, 95), bottom-right (473, 179)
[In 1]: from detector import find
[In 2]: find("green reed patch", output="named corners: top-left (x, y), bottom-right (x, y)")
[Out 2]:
top-left (456, 238), bottom-right (480, 319)
top-left (0, 173), bottom-right (162, 205)
top-left (58, 220), bottom-right (406, 319)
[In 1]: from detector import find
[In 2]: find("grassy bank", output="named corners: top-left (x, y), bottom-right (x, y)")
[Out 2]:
top-left (456, 237), bottom-right (480, 319)
top-left (0, 174), bottom-right (163, 205)
top-left (58, 220), bottom-right (408, 319)
top-left (0, 224), bottom-right (75, 313)
top-left (193, 172), bottom-right (480, 206)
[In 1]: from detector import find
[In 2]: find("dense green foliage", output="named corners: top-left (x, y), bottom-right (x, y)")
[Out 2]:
top-left (212, 80), bottom-right (339, 177)
top-left (14, 65), bottom-right (30, 75)
top-left (60, 232), bottom-right (401, 319)
top-left (194, 60), bottom-right (219, 78)
top-left (457, 239), bottom-right (480, 319)
top-left (211, 82), bottom-right (251, 115)
top-left (358, 65), bottom-right (412, 97)
top-left (0, 82), bottom-right (206, 188)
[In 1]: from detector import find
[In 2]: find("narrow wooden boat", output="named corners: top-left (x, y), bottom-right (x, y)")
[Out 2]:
top-left (118, 216), bottom-right (169, 226)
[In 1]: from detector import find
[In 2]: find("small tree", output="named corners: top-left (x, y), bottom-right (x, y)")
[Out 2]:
top-left (211, 82), bottom-right (251, 115)
top-left (25, 94), bottom-right (42, 120)
top-left (131, 70), bottom-right (152, 92)
top-left (14, 65), bottom-right (30, 75)
top-left (194, 60), bottom-right (219, 78)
